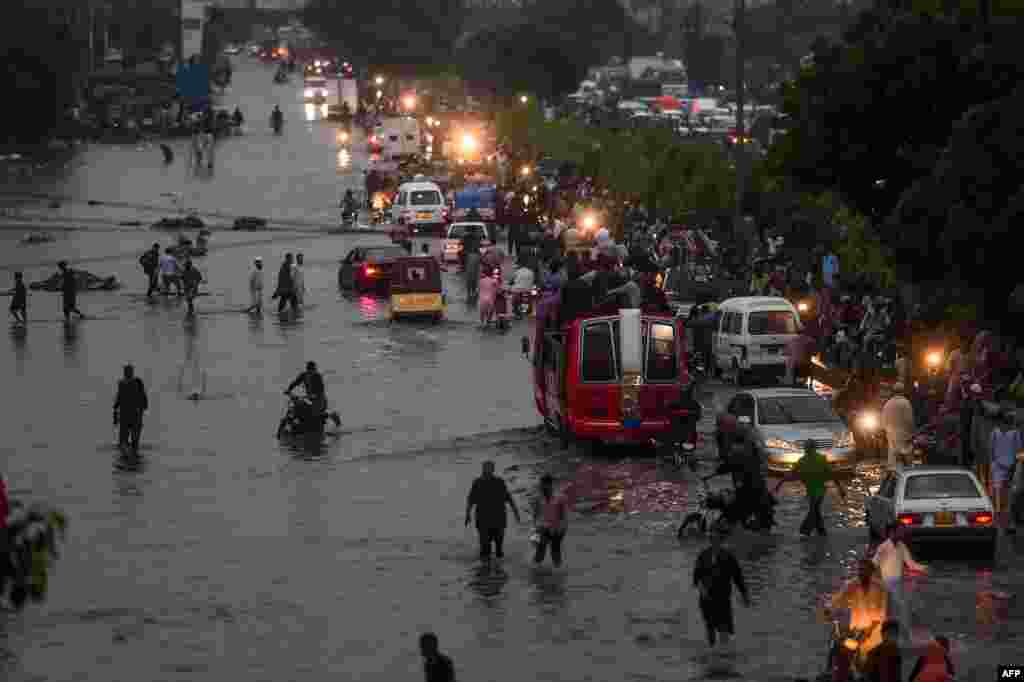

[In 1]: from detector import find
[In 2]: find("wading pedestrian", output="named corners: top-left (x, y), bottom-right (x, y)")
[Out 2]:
top-left (989, 410), bottom-right (1022, 533)
top-left (140, 243), bottom-right (160, 299)
top-left (8, 271), bottom-right (27, 324)
top-left (159, 248), bottom-right (181, 295)
top-left (881, 383), bottom-right (914, 469)
top-left (532, 474), bottom-right (569, 567)
top-left (181, 258), bottom-right (202, 317)
top-left (872, 522), bottom-right (926, 643)
top-left (246, 257), bottom-right (264, 314)
top-left (113, 364), bottom-right (148, 454)
top-left (419, 633), bottom-right (455, 682)
top-left (692, 527), bottom-right (750, 649)
top-left (293, 253), bottom-right (306, 306)
top-left (774, 441), bottom-right (846, 536)
top-left (465, 461), bottom-right (521, 561)
top-left (273, 253), bottom-right (298, 313)
top-left (57, 261), bottom-right (84, 322)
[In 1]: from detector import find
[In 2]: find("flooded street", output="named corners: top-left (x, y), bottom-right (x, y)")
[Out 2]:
top-left (1, 57), bottom-right (1021, 682)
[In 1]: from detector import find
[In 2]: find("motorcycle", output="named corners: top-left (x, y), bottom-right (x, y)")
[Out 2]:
top-left (341, 207), bottom-right (357, 228)
top-left (822, 618), bottom-right (880, 682)
top-left (271, 117), bottom-right (283, 135)
top-left (276, 394), bottom-right (341, 439)
top-left (677, 476), bottom-right (776, 538)
top-left (508, 285), bottom-right (539, 319)
top-left (652, 400), bottom-right (701, 471)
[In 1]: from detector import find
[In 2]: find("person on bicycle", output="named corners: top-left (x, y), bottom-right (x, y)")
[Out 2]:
top-left (285, 361), bottom-right (328, 425)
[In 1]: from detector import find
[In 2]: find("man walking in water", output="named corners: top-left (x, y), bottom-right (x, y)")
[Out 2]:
top-left (692, 527), bottom-right (750, 650)
top-left (465, 461), bottom-right (521, 561)
top-left (58, 261), bottom-right (85, 322)
top-left (273, 253), bottom-right (297, 313)
top-left (113, 364), bottom-right (148, 454)
top-left (246, 257), bottom-right (264, 314)
top-left (181, 258), bottom-right (203, 317)
top-left (293, 253), bottom-right (306, 306)
top-left (140, 243), bottom-right (160, 299)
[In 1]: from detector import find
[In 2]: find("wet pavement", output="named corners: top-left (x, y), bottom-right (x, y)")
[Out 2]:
top-left (1, 57), bottom-right (1022, 682)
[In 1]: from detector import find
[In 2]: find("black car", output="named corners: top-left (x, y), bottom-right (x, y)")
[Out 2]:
top-left (338, 245), bottom-right (409, 292)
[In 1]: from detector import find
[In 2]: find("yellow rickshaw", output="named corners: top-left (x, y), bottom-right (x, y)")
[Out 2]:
top-left (390, 256), bottom-right (445, 323)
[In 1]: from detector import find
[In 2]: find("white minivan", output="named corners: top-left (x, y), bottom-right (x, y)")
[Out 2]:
top-left (713, 297), bottom-right (801, 384)
top-left (391, 178), bottom-right (448, 234)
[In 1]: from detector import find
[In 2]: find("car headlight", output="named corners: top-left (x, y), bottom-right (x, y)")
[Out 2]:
top-left (836, 431), bottom-right (854, 448)
top-left (765, 438), bottom-right (799, 451)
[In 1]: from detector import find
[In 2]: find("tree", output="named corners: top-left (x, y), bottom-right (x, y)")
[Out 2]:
top-left (774, 7), bottom-right (1024, 230)
top-left (304, 0), bottom-right (465, 75)
top-left (1, 5), bottom-right (84, 144)
top-left (887, 83), bottom-right (1024, 320)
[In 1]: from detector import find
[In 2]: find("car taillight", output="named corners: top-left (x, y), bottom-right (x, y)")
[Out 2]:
top-left (370, 135), bottom-right (377, 143)
top-left (969, 511), bottom-right (993, 525)
top-left (897, 513), bottom-right (921, 526)
top-left (364, 266), bottom-right (376, 275)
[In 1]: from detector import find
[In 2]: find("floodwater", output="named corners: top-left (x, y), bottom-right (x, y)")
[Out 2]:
top-left (1, 57), bottom-right (1021, 682)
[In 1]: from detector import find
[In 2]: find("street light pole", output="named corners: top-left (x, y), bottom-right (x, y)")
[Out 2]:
top-left (732, 0), bottom-right (749, 260)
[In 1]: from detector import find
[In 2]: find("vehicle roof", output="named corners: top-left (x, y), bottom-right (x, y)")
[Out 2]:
top-left (448, 222), bottom-right (487, 230)
top-left (365, 245), bottom-right (407, 258)
top-left (894, 466), bottom-right (980, 477)
top-left (742, 388), bottom-right (820, 399)
top-left (397, 181), bottom-right (441, 190)
top-left (720, 296), bottom-right (797, 311)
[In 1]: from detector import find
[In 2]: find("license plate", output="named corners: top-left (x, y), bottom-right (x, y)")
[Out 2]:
top-left (623, 418), bottom-right (642, 428)
top-left (416, 212), bottom-right (433, 220)
top-left (934, 511), bottom-right (954, 526)
top-left (395, 293), bottom-right (441, 310)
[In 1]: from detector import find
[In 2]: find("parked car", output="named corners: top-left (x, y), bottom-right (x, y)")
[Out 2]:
top-left (441, 222), bottom-right (492, 263)
top-left (715, 388), bottom-right (855, 473)
top-left (865, 466), bottom-right (996, 558)
top-left (338, 245), bottom-right (409, 293)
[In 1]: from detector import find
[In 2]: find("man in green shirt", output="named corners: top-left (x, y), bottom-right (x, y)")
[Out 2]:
top-left (774, 441), bottom-right (846, 536)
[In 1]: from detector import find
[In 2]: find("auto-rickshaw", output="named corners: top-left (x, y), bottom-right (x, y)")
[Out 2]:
top-left (390, 256), bottom-right (445, 323)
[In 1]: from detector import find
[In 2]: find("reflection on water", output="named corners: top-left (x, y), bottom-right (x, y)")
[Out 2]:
top-left (528, 567), bottom-right (567, 611)
top-left (357, 294), bottom-right (383, 319)
top-left (62, 320), bottom-right (79, 359)
top-left (304, 103), bottom-right (328, 122)
top-left (10, 324), bottom-right (27, 358)
top-left (467, 562), bottom-right (509, 602)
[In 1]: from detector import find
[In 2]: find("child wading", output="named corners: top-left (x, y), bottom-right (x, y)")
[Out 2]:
top-left (8, 272), bottom-right (27, 323)
top-left (692, 528), bottom-right (750, 649)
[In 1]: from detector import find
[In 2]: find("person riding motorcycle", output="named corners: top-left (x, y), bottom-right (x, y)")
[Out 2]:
top-left (284, 361), bottom-right (328, 428)
top-left (824, 559), bottom-right (888, 677)
top-left (341, 190), bottom-right (358, 221)
top-left (712, 440), bottom-right (775, 529)
top-left (270, 106), bottom-right (283, 132)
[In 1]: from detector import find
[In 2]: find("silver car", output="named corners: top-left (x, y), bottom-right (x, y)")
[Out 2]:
top-left (714, 388), bottom-right (856, 473)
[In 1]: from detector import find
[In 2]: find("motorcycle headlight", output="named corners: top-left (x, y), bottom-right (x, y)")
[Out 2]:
top-left (859, 412), bottom-right (879, 431)
top-left (843, 638), bottom-right (860, 652)
top-left (836, 431), bottom-right (854, 448)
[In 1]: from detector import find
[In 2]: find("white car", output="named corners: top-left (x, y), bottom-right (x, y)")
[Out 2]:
top-left (442, 222), bottom-right (492, 263)
top-left (865, 466), bottom-right (996, 558)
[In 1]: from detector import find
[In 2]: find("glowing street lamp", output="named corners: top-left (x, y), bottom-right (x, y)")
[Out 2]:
top-left (581, 213), bottom-right (596, 231)
top-left (520, 95), bottom-right (528, 104)
top-left (375, 75), bottom-right (384, 86)
top-left (376, 89), bottom-right (382, 100)
top-left (520, 165), bottom-right (531, 177)
top-left (403, 94), bottom-right (416, 110)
